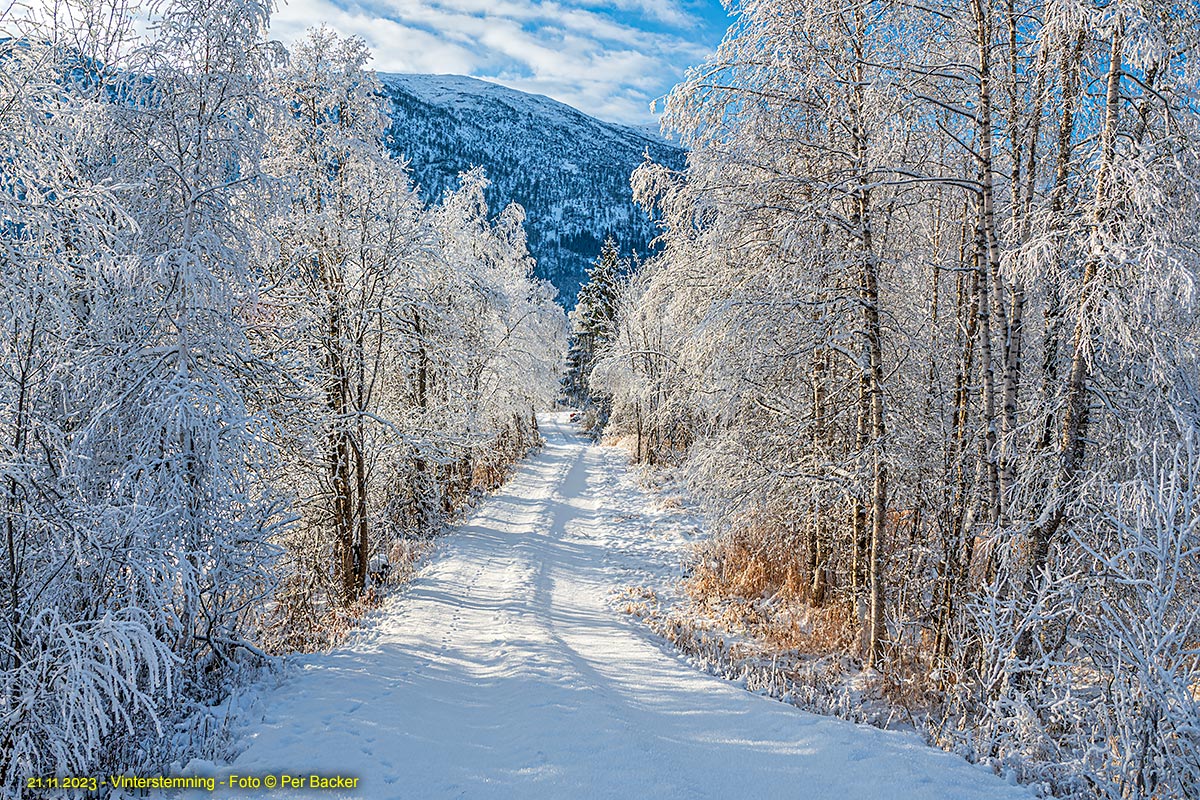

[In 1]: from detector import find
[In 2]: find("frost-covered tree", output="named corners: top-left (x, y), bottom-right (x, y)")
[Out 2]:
top-left (256, 30), bottom-right (565, 646)
top-left (1, 7), bottom-right (565, 789)
top-left (258, 26), bottom-right (424, 617)
top-left (0, 10), bottom-right (166, 785)
top-left (426, 167), bottom-right (565, 499)
top-left (564, 236), bottom-right (627, 425)
top-left (604, 0), bottom-right (1200, 794)
top-left (2, 0), bottom-right (283, 787)
top-left (105, 0), bottom-right (283, 679)
top-left (607, 0), bottom-right (914, 666)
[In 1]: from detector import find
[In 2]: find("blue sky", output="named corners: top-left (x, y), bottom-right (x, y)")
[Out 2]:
top-left (269, 1), bottom-right (732, 124)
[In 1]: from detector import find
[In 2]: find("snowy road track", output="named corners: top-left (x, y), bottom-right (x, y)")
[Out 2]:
top-left (224, 413), bottom-right (1031, 799)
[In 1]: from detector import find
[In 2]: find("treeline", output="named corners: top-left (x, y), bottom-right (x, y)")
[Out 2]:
top-left (0, 2), bottom-right (563, 790)
top-left (583, 1), bottom-right (1200, 797)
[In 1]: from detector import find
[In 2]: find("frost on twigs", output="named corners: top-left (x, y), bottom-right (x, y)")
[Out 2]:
top-left (591, 0), bottom-right (1200, 794)
top-left (1, 3), bottom-right (564, 793)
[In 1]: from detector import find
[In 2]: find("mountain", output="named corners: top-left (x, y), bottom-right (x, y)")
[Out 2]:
top-left (378, 73), bottom-right (686, 307)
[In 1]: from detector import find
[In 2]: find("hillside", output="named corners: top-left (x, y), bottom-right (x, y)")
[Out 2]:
top-left (379, 73), bottom-right (685, 306)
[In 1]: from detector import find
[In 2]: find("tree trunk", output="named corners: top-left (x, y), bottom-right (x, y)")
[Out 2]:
top-left (326, 278), bottom-right (356, 605)
top-left (809, 344), bottom-right (830, 606)
top-left (972, 0), bottom-right (1003, 531)
top-left (850, 30), bottom-right (888, 668)
top-left (1016, 19), bottom-right (1124, 665)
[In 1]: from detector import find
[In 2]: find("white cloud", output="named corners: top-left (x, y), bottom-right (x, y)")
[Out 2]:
top-left (268, 0), bottom-right (718, 124)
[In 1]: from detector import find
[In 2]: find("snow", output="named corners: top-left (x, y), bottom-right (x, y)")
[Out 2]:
top-left (378, 73), bottom-right (669, 150)
top-left (213, 413), bottom-right (1034, 799)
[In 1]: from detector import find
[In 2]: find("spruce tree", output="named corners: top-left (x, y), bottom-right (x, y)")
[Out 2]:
top-left (565, 236), bottom-right (626, 422)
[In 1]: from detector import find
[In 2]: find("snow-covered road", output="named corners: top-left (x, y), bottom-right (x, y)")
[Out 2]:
top-left (223, 413), bottom-right (1031, 799)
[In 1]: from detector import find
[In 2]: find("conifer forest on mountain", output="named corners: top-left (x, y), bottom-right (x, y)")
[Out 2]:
top-left (2, 1), bottom-right (1199, 798)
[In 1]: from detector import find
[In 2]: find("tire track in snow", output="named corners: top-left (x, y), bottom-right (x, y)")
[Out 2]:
top-left (213, 413), bottom-right (1032, 799)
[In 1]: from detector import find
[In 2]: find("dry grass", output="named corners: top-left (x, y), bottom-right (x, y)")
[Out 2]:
top-left (684, 533), bottom-right (857, 656)
top-left (265, 536), bottom-right (436, 655)
top-left (263, 587), bottom-right (387, 655)
top-left (615, 585), bottom-right (659, 617)
top-left (618, 522), bottom-right (937, 731)
top-left (387, 537), bottom-right (434, 585)
top-left (620, 577), bottom-right (894, 726)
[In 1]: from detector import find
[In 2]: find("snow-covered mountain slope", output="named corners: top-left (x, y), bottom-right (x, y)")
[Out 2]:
top-left (220, 414), bottom-right (1034, 799)
top-left (379, 73), bottom-right (685, 306)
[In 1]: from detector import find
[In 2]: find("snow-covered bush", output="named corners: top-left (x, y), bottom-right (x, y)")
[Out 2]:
top-left (1075, 438), bottom-right (1200, 799)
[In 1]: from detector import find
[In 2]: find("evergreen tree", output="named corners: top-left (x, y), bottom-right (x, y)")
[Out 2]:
top-left (564, 236), bottom-right (626, 422)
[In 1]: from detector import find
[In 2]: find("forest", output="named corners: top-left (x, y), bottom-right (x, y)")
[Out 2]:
top-left (1, 1), bottom-right (564, 790)
top-left (569, 1), bottom-right (1200, 797)
top-left (5, 0), bottom-right (1200, 797)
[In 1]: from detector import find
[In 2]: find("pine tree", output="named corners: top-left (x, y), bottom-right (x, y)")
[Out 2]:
top-left (565, 236), bottom-right (626, 422)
